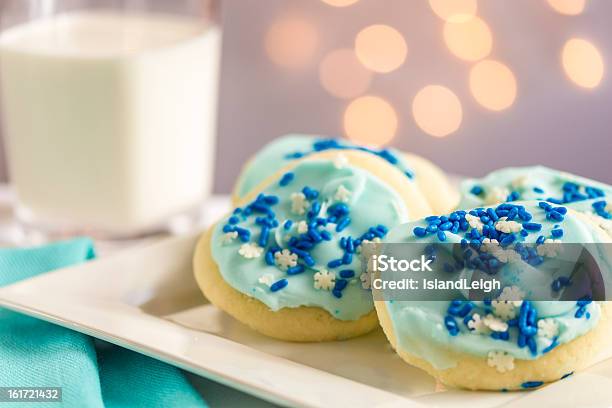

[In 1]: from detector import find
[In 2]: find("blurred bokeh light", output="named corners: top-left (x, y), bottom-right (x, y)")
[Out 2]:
top-left (265, 17), bottom-right (318, 68)
top-left (412, 85), bottom-right (463, 138)
top-left (319, 48), bottom-right (372, 99)
top-left (470, 60), bottom-right (517, 111)
top-left (443, 16), bottom-right (492, 61)
top-left (354, 24), bottom-right (407, 73)
top-left (320, 0), bottom-right (360, 7)
top-left (562, 38), bottom-right (604, 88)
top-left (343, 96), bottom-right (398, 145)
top-left (428, 0), bottom-right (478, 23)
top-left (547, 0), bottom-right (586, 15)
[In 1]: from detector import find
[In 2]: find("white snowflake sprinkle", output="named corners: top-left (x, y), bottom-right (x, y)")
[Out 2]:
top-left (483, 314), bottom-right (509, 332)
top-left (511, 175), bottom-right (529, 189)
top-left (467, 313), bottom-right (490, 334)
top-left (480, 238), bottom-right (499, 253)
top-left (492, 301), bottom-right (518, 320)
top-left (537, 239), bottom-right (563, 257)
top-left (274, 249), bottom-right (298, 270)
top-left (297, 220), bottom-right (309, 234)
top-left (314, 269), bottom-right (336, 290)
top-left (465, 214), bottom-right (484, 232)
top-left (222, 231), bottom-right (238, 244)
top-left (360, 271), bottom-right (371, 289)
top-left (357, 237), bottom-right (381, 254)
top-left (333, 154), bottom-right (349, 169)
top-left (238, 243), bottom-right (263, 259)
top-left (485, 187), bottom-right (510, 205)
top-left (498, 286), bottom-right (525, 306)
top-left (258, 274), bottom-right (274, 287)
top-left (334, 185), bottom-right (352, 203)
top-left (290, 192), bottom-right (309, 215)
top-left (487, 351), bottom-right (515, 373)
top-left (537, 318), bottom-right (559, 339)
top-left (490, 246), bottom-right (522, 264)
top-left (495, 218), bottom-right (522, 234)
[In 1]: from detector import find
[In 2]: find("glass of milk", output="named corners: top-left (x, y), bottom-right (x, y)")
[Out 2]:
top-left (0, 0), bottom-right (220, 240)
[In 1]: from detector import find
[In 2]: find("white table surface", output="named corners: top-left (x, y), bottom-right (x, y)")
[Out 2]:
top-left (0, 185), bottom-right (279, 408)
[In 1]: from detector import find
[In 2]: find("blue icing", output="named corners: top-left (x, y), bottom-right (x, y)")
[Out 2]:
top-left (212, 159), bottom-right (409, 320)
top-left (381, 200), bottom-right (609, 369)
top-left (235, 134), bottom-right (416, 199)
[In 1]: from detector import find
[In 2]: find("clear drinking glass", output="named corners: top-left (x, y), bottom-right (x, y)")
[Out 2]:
top-left (0, 0), bottom-right (220, 240)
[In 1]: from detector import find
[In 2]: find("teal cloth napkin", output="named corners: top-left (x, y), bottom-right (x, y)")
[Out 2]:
top-left (0, 239), bottom-right (207, 408)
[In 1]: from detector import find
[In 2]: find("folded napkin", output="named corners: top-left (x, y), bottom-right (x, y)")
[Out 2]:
top-left (0, 239), bottom-right (207, 408)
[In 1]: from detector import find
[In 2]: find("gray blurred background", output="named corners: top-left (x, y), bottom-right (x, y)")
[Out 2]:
top-left (1, 0), bottom-right (611, 192)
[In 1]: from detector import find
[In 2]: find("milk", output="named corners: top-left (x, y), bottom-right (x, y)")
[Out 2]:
top-left (0, 11), bottom-right (220, 234)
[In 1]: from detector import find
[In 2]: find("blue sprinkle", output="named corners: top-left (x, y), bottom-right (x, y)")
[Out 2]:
top-left (308, 201), bottom-right (322, 219)
top-left (543, 337), bottom-right (558, 353)
top-left (342, 252), bottom-right (353, 265)
top-left (539, 201), bottom-right (552, 210)
top-left (523, 222), bottom-right (542, 231)
top-left (500, 234), bottom-right (516, 246)
top-left (270, 279), bottom-right (288, 292)
top-left (491, 331), bottom-right (510, 341)
top-left (265, 251), bottom-right (275, 266)
top-left (444, 316), bottom-right (459, 336)
top-left (507, 191), bottom-right (520, 202)
top-left (328, 203), bottom-right (349, 217)
top-left (586, 187), bottom-right (604, 198)
top-left (518, 209), bottom-right (533, 221)
top-left (413, 227), bottom-right (427, 238)
top-left (551, 228), bottom-right (564, 238)
top-left (332, 289), bottom-right (343, 298)
top-left (302, 186), bottom-right (319, 200)
top-left (527, 336), bottom-right (537, 355)
top-left (222, 224), bottom-right (235, 233)
top-left (437, 230), bottom-right (447, 242)
top-left (340, 269), bottom-right (355, 278)
top-left (263, 195), bottom-right (279, 205)
top-left (533, 187), bottom-right (544, 194)
top-left (439, 222), bottom-right (453, 231)
top-left (521, 381), bottom-right (544, 389)
top-left (287, 265), bottom-right (305, 275)
top-left (285, 152), bottom-right (304, 159)
top-left (308, 228), bottom-right (323, 242)
top-left (303, 255), bottom-right (315, 267)
top-left (258, 227), bottom-right (270, 247)
top-left (334, 278), bottom-right (349, 292)
top-left (470, 185), bottom-right (483, 196)
top-left (320, 230), bottom-right (332, 241)
top-left (345, 238), bottom-right (355, 253)
top-left (328, 259), bottom-right (344, 268)
top-left (279, 172), bottom-right (295, 187)
top-left (283, 220), bottom-right (293, 230)
top-left (593, 200), bottom-right (607, 210)
top-left (336, 217), bottom-right (351, 232)
top-left (487, 208), bottom-right (499, 222)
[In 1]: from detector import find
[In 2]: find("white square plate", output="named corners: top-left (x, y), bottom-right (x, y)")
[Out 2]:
top-left (2, 231), bottom-right (612, 407)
